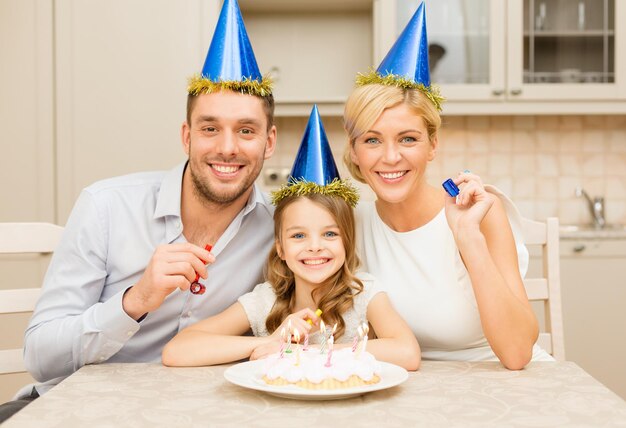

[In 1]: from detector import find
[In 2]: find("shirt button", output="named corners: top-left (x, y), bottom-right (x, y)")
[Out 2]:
top-left (99, 356), bottom-right (105, 362)
top-left (175, 220), bottom-right (182, 229)
top-left (187, 311), bottom-right (192, 317)
top-left (127, 331), bottom-right (133, 337)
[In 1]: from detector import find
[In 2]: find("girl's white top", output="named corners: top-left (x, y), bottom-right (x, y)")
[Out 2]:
top-left (355, 185), bottom-right (553, 361)
top-left (238, 272), bottom-right (384, 344)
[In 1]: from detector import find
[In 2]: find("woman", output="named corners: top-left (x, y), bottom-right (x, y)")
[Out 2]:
top-left (342, 85), bottom-right (555, 369)
top-left (340, 3), bottom-right (550, 369)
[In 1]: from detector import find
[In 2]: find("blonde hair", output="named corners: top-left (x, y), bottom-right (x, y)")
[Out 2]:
top-left (265, 193), bottom-right (363, 340)
top-left (343, 84), bottom-right (442, 183)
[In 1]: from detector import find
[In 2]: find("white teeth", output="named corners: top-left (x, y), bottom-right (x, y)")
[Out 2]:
top-left (212, 165), bottom-right (239, 173)
top-left (303, 259), bottom-right (329, 265)
top-left (379, 171), bottom-right (406, 179)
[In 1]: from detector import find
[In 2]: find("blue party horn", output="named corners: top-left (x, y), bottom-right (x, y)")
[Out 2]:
top-left (442, 178), bottom-right (460, 197)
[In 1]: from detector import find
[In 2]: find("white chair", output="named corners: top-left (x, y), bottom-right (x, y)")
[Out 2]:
top-left (0, 222), bottom-right (64, 375)
top-left (521, 217), bottom-right (565, 361)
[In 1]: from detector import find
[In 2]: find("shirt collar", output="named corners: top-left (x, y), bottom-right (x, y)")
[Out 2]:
top-left (153, 161), bottom-right (186, 220)
top-left (153, 161), bottom-right (273, 220)
top-left (245, 182), bottom-right (273, 217)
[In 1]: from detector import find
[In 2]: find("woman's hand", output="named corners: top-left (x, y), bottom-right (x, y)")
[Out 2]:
top-left (444, 171), bottom-right (495, 239)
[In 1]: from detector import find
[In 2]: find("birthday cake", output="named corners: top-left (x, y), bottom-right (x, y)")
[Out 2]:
top-left (261, 348), bottom-right (381, 389)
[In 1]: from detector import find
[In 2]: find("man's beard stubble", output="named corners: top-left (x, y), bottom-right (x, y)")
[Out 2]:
top-left (188, 153), bottom-right (264, 206)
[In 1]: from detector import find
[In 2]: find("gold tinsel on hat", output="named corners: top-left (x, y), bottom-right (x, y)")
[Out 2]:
top-left (188, 75), bottom-right (273, 97)
top-left (356, 69), bottom-right (445, 112)
top-left (271, 178), bottom-right (360, 208)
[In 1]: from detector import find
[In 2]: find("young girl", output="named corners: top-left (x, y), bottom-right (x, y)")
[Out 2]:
top-left (162, 107), bottom-right (420, 371)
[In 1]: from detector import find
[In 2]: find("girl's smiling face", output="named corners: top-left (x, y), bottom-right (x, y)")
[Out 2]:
top-left (276, 198), bottom-right (346, 291)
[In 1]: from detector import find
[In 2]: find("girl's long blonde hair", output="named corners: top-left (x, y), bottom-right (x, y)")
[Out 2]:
top-left (265, 193), bottom-right (363, 340)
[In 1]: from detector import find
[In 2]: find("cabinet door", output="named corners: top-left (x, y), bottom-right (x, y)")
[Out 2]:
top-left (559, 239), bottom-right (626, 400)
top-left (391, 0), bottom-right (506, 101)
top-left (507, 0), bottom-right (625, 100)
top-left (0, 0), bottom-right (55, 223)
top-left (54, 0), bottom-right (215, 221)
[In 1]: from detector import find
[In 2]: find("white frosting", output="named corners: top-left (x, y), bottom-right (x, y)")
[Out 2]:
top-left (262, 348), bottom-right (381, 384)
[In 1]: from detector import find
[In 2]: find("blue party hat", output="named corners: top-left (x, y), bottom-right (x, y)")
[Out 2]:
top-left (289, 105), bottom-right (339, 186)
top-left (271, 105), bottom-right (358, 207)
top-left (188, 0), bottom-right (272, 96)
top-left (356, 2), bottom-right (443, 110)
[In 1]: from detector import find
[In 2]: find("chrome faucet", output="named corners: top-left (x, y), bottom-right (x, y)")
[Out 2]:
top-left (575, 187), bottom-right (606, 228)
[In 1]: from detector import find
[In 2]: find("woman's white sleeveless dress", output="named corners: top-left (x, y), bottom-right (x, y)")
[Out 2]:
top-left (355, 186), bottom-right (553, 361)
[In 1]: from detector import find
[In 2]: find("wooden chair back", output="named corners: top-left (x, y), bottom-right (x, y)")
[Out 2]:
top-left (521, 217), bottom-right (565, 360)
top-left (0, 222), bottom-right (64, 375)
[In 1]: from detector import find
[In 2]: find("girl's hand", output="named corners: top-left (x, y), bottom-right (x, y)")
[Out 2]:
top-left (268, 308), bottom-right (320, 341)
top-left (250, 340), bottom-right (282, 360)
top-left (444, 171), bottom-right (495, 238)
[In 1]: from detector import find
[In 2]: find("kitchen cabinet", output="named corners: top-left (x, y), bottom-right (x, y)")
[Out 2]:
top-left (560, 238), bottom-right (626, 400)
top-left (392, 0), bottom-right (626, 114)
top-left (236, 0), bottom-right (377, 116)
top-left (530, 237), bottom-right (626, 400)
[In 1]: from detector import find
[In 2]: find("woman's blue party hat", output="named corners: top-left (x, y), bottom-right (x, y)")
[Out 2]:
top-left (271, 105), bottom-right (358, 207)
top-left (356, 2), bottom-right (443, 110)
top-left (188, 0), bottom-right (272, 96)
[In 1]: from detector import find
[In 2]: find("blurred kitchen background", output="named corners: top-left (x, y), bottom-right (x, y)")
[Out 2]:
top-left (1, 0), bottom-right (625, 402)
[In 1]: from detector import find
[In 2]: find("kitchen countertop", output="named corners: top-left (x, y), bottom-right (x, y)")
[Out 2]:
top-left (560, 225), bottom-right (626, 240)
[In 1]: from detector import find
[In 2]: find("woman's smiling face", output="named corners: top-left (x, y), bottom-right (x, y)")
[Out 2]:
top-left (350, 103), bottom-right (437, 204)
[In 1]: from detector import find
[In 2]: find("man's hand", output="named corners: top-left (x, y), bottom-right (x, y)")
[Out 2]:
top-left (122, 243), bottom-right (214, 320)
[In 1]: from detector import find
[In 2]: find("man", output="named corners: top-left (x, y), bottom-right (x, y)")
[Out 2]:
top-left (0, 0), bottom-right (275, 422)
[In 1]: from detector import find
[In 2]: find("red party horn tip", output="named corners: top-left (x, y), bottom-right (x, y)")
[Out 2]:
top-left (190, 244), bottom-right (213, 295)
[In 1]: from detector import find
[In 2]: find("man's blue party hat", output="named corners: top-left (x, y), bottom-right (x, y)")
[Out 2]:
top-left (271, 105), bottom-right (358, 207)
top-left (188, 0), bottom-right (272, 96)
top-left (356, 2), bottom-right (443, 110)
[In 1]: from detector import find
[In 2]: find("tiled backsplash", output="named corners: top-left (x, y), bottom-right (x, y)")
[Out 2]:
top-left (266, 115), bottom-right (626, 225)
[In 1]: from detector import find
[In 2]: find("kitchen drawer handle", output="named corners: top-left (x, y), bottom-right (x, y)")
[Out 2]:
top-left (510, 88), bottom-right (522, 95)
top-left (492, 89), bottom-right (504, 96)
top-left (573, 244), bottom-right (586, 253)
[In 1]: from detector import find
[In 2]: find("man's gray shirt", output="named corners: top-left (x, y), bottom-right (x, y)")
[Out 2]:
top-left (23, 162), bottom-right (274, 394)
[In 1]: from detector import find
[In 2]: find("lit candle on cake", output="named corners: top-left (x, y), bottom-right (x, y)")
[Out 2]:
top-left (303, 332), bottom-right (309, 351)
top-left (319, 320), bottom-right (327, 354)
top-left (352, 325), bottom-right (363, 352)
top-left (361, 322), bottom-right (370, 354)
top-left (279, 327), bottom-right (286, 359)
top-left (285, 319), bottom-right (293, 353)
top-left (325, 335), bottom-right (334, 367)
top-left (294, 328), bottom-right (301, 366)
